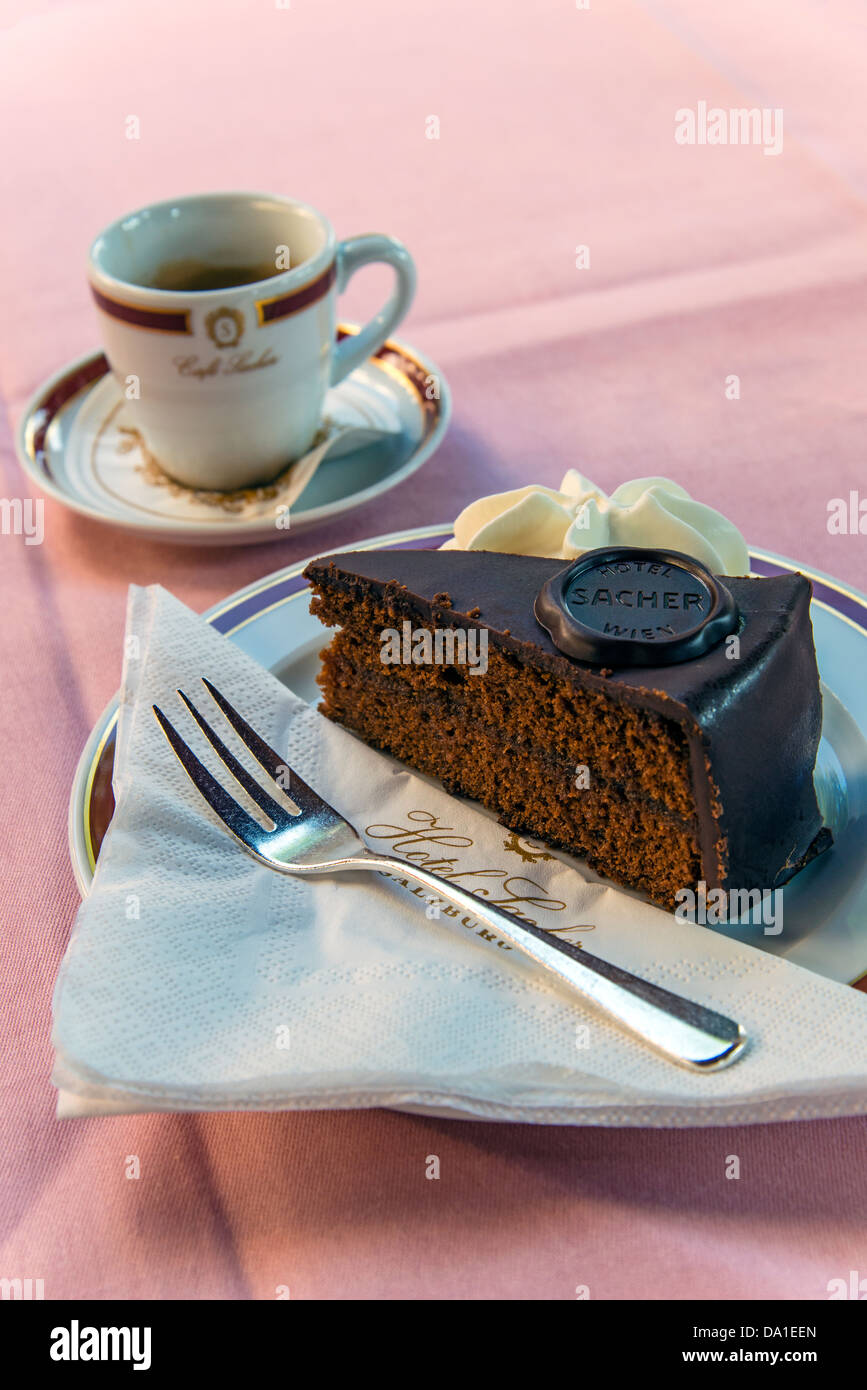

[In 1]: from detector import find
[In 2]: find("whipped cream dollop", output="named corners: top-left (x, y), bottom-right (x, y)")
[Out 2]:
top-left (443, 471), bottom-right (749, 575)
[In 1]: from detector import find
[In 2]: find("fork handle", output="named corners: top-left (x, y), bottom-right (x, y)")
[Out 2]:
top-left (352, 854), bottom-right (746, 1071)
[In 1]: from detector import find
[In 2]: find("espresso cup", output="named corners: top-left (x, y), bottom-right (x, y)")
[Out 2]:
top-left (88, 191), bottom-right (417, 490)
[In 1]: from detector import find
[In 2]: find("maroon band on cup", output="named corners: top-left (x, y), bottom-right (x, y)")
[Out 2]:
top-left (90, 285), bottom-right (191, 334)
top-left (255, 261), bottom-right (337, 325)
top-left (91, 261), bottom-right (336, 334)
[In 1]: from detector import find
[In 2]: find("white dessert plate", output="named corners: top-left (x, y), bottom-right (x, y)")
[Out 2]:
top-left (16, 329), bottom-right (449, 545)
top-left (68, 526), bottom-right (867, 989)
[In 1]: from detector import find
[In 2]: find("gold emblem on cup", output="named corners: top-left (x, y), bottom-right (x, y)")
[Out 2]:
top-left (205, 306), bottom-right (245, 349)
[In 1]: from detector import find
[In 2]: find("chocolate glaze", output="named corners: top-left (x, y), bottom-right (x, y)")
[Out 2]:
top-left (305, 548), bottom-right (832, 894)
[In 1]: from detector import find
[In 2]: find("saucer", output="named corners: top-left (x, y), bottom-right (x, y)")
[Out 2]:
top-left (16, 326), bottom-right (450, 545)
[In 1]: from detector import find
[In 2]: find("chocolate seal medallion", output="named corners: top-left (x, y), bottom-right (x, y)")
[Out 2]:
top-left (534, 546), bottom-right (739, 667)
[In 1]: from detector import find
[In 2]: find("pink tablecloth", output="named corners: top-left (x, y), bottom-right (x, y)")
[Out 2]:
top-left (1, 0), bottom-right (865, 1299)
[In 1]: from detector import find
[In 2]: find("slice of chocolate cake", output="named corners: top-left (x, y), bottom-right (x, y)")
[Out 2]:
top-left (303, 547), bottom-right (831, 910)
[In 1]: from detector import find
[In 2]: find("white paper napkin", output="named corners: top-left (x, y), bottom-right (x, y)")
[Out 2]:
top-left (52, 585), bottom-right (867, 1125)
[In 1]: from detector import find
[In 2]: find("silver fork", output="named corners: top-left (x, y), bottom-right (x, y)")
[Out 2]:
top-left (153, 679), bottom-right (747, 1072)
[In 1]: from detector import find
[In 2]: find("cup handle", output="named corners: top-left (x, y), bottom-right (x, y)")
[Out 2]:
top-left (330, 234), bottom-right (417, 386)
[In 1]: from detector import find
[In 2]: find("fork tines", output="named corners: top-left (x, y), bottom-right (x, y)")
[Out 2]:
top-left (152, 679), bottom-right (316, 838)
